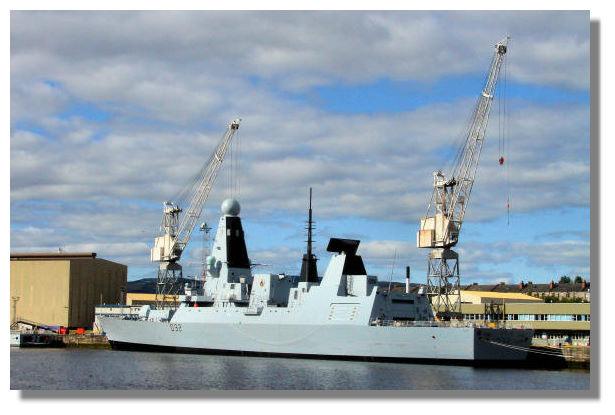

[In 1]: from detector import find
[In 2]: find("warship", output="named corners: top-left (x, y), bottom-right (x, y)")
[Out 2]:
top-left (99, 197), bottom-right (533, 364)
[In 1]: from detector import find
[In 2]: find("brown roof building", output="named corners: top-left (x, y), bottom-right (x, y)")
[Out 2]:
top-left (462, 281), bottom-right (590, 302)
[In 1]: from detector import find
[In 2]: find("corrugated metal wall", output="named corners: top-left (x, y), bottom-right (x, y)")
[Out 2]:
top-left (10, 260), bottom-right (71, 326)
top-left (10, 256), bottom-right (127, 328)
top-left (69, 258), bottom-right (127, 327)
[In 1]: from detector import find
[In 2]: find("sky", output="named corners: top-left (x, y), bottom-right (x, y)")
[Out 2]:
top-left (10, 11), bottom-right (590, 285)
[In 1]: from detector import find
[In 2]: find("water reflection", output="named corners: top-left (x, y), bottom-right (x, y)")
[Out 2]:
top-left (11, 349), bottom-right (589, 390)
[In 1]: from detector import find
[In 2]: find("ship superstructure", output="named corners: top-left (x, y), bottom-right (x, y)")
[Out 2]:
top-left (100, 198), bottom-right (532, 363)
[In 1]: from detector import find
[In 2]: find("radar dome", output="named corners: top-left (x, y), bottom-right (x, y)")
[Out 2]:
top-left (221, 198), bottom-right (241, 216)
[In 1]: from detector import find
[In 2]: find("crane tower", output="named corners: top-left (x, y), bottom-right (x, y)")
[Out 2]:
top-left (151, 119), bottom-right (241, 307)
top-left (417, 38), bottom-right (509, 318)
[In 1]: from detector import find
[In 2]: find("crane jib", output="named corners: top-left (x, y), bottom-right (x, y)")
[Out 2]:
top-left (418, 37), bottom-right (508, 250)
top-left (151, 119), bottom-right (241, 264)
top-left (419, 37), bottom-right (509, 317)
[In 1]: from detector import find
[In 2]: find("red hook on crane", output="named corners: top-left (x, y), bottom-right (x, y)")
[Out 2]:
top-left (499, 156), bottom-right (505, 165)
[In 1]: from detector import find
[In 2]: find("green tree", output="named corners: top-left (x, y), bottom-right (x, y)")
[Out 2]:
top-left (559, 275), bottom-right (571, 284)
top-left (574, 276), bottom-right (584, 283)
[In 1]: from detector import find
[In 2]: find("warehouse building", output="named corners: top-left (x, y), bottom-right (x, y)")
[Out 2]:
top-left (426, 289), bottom-right (591, 346)
top-left (440, 290), bottom-right (543, 305)
top-left (10, 252), bottom-right (127, 328)
top-left (125, 292), bottom-right (178, 306)
top-left (462, 281), bottom-right (590, 302)
top-left (458, 302), bottom-right (591, 346)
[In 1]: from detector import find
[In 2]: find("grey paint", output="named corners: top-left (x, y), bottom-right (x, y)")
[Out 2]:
top-left (99, 209), bottom-right (532, 361)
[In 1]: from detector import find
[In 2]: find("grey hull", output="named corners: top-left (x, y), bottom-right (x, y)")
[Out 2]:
top-left (100, 317), bottom-right (532, 362)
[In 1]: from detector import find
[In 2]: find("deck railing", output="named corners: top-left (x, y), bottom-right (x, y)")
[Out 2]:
top-left (369, 319), bottom-right (515, 329)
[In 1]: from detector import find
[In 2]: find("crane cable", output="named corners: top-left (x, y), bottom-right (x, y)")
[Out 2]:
top-left (485, 340), bottom-right (566, 357)
top-left (234, 126), bottom-right (241, 198)
top-left (172, 132), bottom-right (221, 210)
top-left (504, 55), bottom-right (511, 226)
top-left (443, 48), bottom-right (497, 181)
top-left (387, 249), bottom-right (398, 293)
top-left (497, 50), bottom-right (511, 226)
top-left (446, 94), bottom-right (481, 180)
top-left (237, 126), bottom-right (241, 198)
top-left (225, 125), bottom-right (242, 200)
top-left (228, 127), bottom-right (233, 198)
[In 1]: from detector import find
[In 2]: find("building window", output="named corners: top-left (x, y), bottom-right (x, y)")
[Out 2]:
top-left (548, 314), bottom-right (574, 321)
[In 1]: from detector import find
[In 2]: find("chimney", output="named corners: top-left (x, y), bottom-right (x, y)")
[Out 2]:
top-left (405, 266), bottom-right (410, 294)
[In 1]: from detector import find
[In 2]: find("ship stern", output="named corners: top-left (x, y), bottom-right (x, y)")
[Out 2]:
top-left (473, 327), bottom-right (533, 363)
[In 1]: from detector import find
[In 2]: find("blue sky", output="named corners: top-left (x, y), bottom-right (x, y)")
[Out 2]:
top-left (311, 77), bottom-right (589, 113)
top-left (10, 11), bottom-right (590, 284)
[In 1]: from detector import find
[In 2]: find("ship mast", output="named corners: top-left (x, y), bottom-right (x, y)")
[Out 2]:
top-left (307, 188), bottom-right (313, 262)
top-left (300, 187), bottom-right (319, 283)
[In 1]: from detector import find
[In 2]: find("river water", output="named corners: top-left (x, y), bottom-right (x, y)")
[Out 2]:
top-left (11, 349), bottom-right (590, 390)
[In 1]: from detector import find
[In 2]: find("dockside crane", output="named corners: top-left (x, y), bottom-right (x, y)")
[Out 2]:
top-left (416, 37), bottom-right (509, 318)
top-left (151, 119), bottom-right (241, 307)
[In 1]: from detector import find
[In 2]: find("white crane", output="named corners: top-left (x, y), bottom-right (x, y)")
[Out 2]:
top-left (151, 119), bottom-right (241, 306)
top-left (417, 37), bottom-right (509, 318)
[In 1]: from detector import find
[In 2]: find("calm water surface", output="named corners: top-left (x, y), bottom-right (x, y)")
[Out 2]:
top-left (11, 348), bottom-right (590, 390)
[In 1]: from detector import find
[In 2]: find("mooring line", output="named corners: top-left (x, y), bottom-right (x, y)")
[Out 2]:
top-left (486, 340), bottom-right (564, 357)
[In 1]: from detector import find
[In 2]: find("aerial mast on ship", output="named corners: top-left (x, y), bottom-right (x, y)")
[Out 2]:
top-left (300, 187), bottom-right (319, 283)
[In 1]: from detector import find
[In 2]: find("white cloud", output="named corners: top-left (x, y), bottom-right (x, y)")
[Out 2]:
top-left (10, 99), bottom-right (588, 224)
top-left (11, 80), bottom-right (69, 122)
top-left (11, 12), bottom-right (588, 107)
top-left (10, 11), bottom-right (590, 280)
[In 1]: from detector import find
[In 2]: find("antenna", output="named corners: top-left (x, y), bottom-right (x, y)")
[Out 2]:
top-left (387, 249), bottom-right (398, 293)
top-left (300, 187), bottom-right (319, 283)
top-left (307, 187), bottom-right (313, 260)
